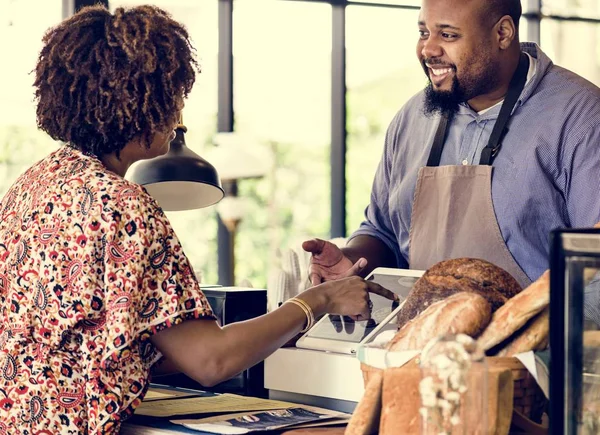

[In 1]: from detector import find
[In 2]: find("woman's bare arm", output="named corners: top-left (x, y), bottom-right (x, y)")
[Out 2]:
top-left (150, 277), bottom-right (395, 387)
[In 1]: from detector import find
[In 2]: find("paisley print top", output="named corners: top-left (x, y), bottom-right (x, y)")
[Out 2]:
top-left (0, 145), bottom-right (215, 434)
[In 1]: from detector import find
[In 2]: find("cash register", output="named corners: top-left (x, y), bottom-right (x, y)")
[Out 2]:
top-left (264, 267), bottom-right (423, 412)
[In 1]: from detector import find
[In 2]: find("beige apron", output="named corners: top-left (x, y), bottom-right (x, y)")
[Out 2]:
top-left (408, 53), bottom-right (532, 289)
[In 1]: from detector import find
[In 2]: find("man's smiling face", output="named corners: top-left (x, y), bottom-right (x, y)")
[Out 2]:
top-left (416, 0), bottom-right (503, 115)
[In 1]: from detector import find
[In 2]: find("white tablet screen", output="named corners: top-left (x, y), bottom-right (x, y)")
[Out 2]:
top-left (301, 271), bottom-right (420, 343)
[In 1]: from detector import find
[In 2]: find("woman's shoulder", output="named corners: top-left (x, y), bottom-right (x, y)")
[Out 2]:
top-left (52, 146), bottom-right (167, 223)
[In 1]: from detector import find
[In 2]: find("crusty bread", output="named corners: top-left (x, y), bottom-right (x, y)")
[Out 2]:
top-left (397, 258), bottom-right (522, 330)
top-left (494, 307), bottom-right (550, 357)
top-left (345, 370), bottom-right (383, 435)
top-left (584, 331), bottom-right (600, 348)
top-left (387, 292), bottom-right (492, 352)
top-left (478, 270), bottom-right (549, 352)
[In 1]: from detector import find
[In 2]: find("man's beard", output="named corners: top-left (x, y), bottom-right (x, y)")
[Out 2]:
top-left (423, 74), bottom-right (464, 117)
top-left (421, 58), bottom-right (500, 117)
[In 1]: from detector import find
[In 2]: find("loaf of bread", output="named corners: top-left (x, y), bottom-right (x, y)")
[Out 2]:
top-left (397, 258), bottom-right (522, 330)
top-left (387, 292), bottom-right (492, 352)
top-left (477, 270), bottom-right (549, 351)
top-left (584, 331), bottom-right (600, 348)
top-left (345, 370), bottom-right (383, 435)
top-left (494, 306), bottom-right (549, 357)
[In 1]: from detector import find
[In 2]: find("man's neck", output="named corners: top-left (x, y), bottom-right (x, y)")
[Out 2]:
top-left (467, 84), bottom-right (510, 112)
top-left (466, 52), bottom-right (520, 113)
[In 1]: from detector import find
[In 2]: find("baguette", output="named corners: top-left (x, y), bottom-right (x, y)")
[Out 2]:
top-left (387, 292), bottom-right (492, 352)
top-left (478, 270), bottom-right (549, 351)
top-left (494, 306), bottom-right (550, 357)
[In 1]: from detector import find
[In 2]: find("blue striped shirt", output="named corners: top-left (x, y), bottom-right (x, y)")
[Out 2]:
top-left (352, 43), bottom-right (600, 321)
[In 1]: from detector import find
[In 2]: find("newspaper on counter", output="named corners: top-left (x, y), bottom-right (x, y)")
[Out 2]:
top-left (171, 406), bottom-right (351, 434)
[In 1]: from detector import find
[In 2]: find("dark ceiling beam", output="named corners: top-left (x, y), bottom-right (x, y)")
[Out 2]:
top-left (63, 0), bottom-right (109, 18)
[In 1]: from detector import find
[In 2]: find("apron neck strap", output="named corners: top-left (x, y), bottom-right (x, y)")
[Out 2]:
top-left (427, 52), bottom-right (530, 167)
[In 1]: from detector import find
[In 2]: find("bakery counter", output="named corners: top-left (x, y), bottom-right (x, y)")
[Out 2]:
top-left (264, 347), bottom-right (364, 414)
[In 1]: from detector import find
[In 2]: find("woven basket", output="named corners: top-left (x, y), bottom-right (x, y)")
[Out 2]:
top-left (360, 356), bottom-right (547, 424)
top-left (502, 357), bottom-right (547, 422)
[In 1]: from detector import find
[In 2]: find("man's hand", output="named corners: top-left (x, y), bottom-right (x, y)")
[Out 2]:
top-left (302, 238), bottom-right (367, 285)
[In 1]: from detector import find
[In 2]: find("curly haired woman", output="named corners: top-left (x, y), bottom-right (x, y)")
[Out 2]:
top-left (0, 5), bottom-right (394, 434)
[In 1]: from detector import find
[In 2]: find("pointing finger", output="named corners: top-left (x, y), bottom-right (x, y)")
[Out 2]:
top-left (366, 281), bottom-right (398, 302)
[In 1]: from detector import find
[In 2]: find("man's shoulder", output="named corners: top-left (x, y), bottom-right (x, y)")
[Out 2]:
top-left (523, 62), bottom-right (600, 136)
top-left (538, 63), bottom-right (600, 103)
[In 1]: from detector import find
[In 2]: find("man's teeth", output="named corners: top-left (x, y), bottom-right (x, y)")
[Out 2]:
top-left (431, 68), bottom-right (452, 76)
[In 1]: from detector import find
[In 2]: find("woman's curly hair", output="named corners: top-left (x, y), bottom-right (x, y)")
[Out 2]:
top-left (34, 4), bottom-right (198, 156)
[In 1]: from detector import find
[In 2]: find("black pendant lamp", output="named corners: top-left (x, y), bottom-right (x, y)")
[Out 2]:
top-left (128, 118), bottom-right (224, 211)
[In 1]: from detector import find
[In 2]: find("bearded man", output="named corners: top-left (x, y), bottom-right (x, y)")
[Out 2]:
top-left (303, 0), bottom-right (600, 324)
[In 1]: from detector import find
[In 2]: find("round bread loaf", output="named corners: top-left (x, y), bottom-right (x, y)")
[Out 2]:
top-left (397, 258), bottom-right (522, 330)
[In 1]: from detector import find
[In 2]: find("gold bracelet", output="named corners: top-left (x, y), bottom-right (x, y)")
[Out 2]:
top-left (291, 297), bottom-right (315, 329)
top-left (286, 299), bottom-right (311, 333)
top-left (286, 298), bottom-right (314, 333)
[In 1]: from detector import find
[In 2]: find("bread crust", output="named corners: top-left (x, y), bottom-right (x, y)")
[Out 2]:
top-left (345, 370), bottom-right (383, 435)
top-left (477, 270), bottom-right (550, 352)
top-left (397, 258), bottom-right (522, 329)
top-left (387, 292), bottom-right (492, 352)
top-left (494, 306), bottom-right (550, 357)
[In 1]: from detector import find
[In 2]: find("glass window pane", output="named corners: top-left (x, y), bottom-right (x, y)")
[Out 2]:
top-left (348, 1), bottom-right (532, 13)
top-left (542, 0), bottom-right (600, 19)
top-left (111, 0), bottom-right (220, 283)
top-left (346, 6), bottom-right (423, 233)
top-left (541, 19), bottom-right (600, 85)
top-left (520, 18), bottom-right (531, 42)
top-left (234, 0), bottom-right (331, 287)
top-left (521, 0), bottom-right (534, 14)
top-left (349, 0), bottom-right (421, 6)
top-left (0, 1), bottom-right (63, 197)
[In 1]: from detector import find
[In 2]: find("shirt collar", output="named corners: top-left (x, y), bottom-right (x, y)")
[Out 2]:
top-left (457, 43), bottom-right (552, 120)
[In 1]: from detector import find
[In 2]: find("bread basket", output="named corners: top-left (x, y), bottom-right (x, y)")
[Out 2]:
top-left (360, 355), bottom-right (547, 433)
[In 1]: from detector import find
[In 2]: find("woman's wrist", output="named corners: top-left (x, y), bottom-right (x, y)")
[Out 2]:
top-left (297, 286), bottom-right (329, 318)
top-left (285, 297), bottom-right (315, 333)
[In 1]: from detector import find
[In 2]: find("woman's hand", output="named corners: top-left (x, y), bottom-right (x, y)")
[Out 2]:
top-left (300, 276), bottom-right (398, 321)
top-left (302, 238), bottom-right (367, 285)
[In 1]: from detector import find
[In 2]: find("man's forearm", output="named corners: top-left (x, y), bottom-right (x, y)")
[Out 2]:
top-left (342, 235), bottom-right (396, 277)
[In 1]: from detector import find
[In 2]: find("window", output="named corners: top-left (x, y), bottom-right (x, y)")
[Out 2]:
top-left (0, 0), bottom-right (62, 197)
top-left (348, 0), bottom-right (420, 6)
top-left (346, 5), bottom-right (423, 233)
top-left (541, 20), bottom-right (600, 85)
top-left (233, 0), bottom-right (332, 287)
top-left (542, 0), bottom-right (599, 19)
top-left (111, 0), bottom-right (220, 283)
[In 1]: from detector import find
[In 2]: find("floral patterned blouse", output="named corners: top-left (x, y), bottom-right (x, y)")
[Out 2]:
top-left (0, 145), bottom-right (215, 434)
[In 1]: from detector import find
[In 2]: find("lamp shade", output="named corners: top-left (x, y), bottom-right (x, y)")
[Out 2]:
top-left (128, 126), bottom-right (224, 211)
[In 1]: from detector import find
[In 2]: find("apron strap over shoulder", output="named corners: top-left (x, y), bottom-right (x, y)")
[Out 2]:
top-left (426, 113), bottom-right (452, 167)
top-left (479, 52), bottom-right (530, 165)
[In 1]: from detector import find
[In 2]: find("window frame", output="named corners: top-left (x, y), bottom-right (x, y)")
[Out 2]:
top-left (96, 0), bottom-right (600, 284)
